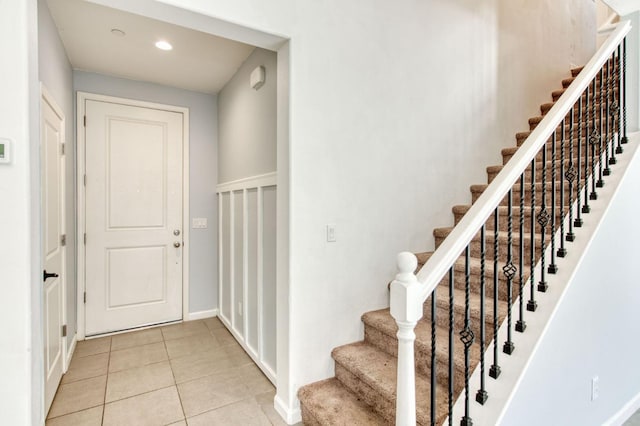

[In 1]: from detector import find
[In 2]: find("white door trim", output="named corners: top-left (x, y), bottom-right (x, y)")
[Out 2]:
top-left (76, 92), bottom-right (190, 339)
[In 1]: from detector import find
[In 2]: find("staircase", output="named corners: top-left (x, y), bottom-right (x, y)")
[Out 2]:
top-left (297, 22), bottom-right (630, 425)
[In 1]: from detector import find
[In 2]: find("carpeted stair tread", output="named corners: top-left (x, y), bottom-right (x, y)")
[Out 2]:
top-left (428, 282), bottom-right (508, 327)
top-left (530, 115), bottom-right (604, 131)
top-left (562, 76), bottom-right (576, 88)
top-left (413, 251), bottom-right (527, 302)
top-left (362, 308), bottom-right (483, 362)
top-left (486, 159), bottom-right (575, 183)
top-left (434, 225), bottom-right (543, 244)
top-left (332, 341), bottom-right (447, 425)
top-left (362, 308), bottom-right (483, 389)
top-left (470, 182), bottom-right (573, 206)
top-left (452, 204), bottom-right (566, 233)
top-left (297, 378), bottom-right (389, 426)
top-left (541, 99), bottom-right (612, 116)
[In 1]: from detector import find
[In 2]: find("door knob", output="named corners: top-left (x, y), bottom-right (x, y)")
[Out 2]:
top-left (173, 229), bottom-right (181, 236)
top-left (43, 270), bottom-right (59, 281)
top-left (173, 242), bottom-right (181, 248)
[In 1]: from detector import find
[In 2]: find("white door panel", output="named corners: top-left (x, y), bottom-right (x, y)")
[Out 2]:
top-left (85, 100), bottom-right (183, 335)
top-left (42, 92), bottom-right (65, 414)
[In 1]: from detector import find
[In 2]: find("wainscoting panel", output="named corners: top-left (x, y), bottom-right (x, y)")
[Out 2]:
top-left (217, 172), bottom-right (277, 381)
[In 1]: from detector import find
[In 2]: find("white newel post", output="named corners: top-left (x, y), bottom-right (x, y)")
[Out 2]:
top-left (390, 252), bottom-right (423, 426)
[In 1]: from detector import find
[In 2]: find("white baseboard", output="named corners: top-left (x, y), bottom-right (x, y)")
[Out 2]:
top-left (605, 390), bottom-right (640, 426)
top-left (274, 394), bottom-right (301, 425)
top-left (185, 308), bottom-right (218, 321)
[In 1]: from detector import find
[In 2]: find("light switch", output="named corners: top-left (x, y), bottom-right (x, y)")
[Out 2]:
top-left (192, 218), bottom-right (208, 229)
top-left (327, 224), bottom-right (336, 242)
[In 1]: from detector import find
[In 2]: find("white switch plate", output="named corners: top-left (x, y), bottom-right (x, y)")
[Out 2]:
top-left (591, 376), bottom-right (599, 401)
top-left (326, 224), bottom-right (336, 242)
top-left (0, 138), bottom-right (12, 164)
top-left (192, 218), bottom-right (208, 229)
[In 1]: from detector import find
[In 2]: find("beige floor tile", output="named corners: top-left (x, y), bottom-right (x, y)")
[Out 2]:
top-left (74, 336), bottom-right (111, 358)
top-left (203, 317), bottom-right (224, 331)
top-left (186, 398), bottom-right (271, 426)
top-left (111, 327), bottom-right (163, 351)
top-left (177, 369), bottom-right (252, 417)
top-left (170, 348), bottom-right (234, 384)
top-left (168, 421), bottom-right (187, 426)
top-left (253, 390), bottom-right (292, 425)
top-left (45, 405), bottom-right (103, 426)
top-left (106, 360), bottom-right (175, 402)
top-left (61, 353), bottom-right (109, 384)
top-left (103, 386), bottom-right (184, 426)
top-left (222, 343), bottom-right (255, 367)
top-left (109, 341), bottom-right (168, 373)
top-left (161, 320), bottom-right (209, 341)
top-left (254, 390), bottom-right (275, 406)
top-left (47, 375), bottom-right (107, 419)
top-left (238, 364), bottom-right (275, 395)
top-left (259, 402), bottom-right (289, 426)
top-left (210, 326), bottom-right (237, 346)
top-left (164, 332), bottom-right (220, 359)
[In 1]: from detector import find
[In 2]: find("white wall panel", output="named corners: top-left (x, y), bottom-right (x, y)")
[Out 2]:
top-left (232, 190), bottom-right (244, 333)
top-left (218, 173), bottom-right (277, 381)
top-left (246, 188), bottom-right (259, 353)
top-left (220, 193), bottom-right (231, 321)
top-left (262, 185), bottom-right (277, 372)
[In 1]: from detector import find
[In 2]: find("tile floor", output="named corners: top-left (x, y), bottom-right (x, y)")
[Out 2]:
top-left (626, 408), bottom-right (640, 426)
top-left (46, 317), bottom-right (290, 426)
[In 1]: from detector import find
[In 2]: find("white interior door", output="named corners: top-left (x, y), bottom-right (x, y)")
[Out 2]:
top-left (84, 99), bottom-right (184, 336)
top-left (42, 90), bottom-right (65, 414)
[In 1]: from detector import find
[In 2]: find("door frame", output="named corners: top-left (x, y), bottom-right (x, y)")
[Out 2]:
top-left (41, 83), bottom-right (68, 378)
top-left (76, 92), bottom-right (190, 339)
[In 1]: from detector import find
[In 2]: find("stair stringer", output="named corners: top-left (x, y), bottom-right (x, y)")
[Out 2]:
top-left (449, 133), bottom-right (640, 425)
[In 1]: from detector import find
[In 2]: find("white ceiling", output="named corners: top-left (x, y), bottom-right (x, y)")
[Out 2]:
top-left (46, 0), bottom-right (256, 94)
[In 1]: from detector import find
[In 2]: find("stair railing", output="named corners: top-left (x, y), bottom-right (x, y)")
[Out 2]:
top-left (390, 20), bottom-right (631, 426)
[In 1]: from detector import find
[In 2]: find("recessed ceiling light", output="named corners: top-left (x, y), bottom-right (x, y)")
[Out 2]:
top-left (155, 40), bottom-right (173, 51)
top-left (110, 28), bottom-right (125, 37)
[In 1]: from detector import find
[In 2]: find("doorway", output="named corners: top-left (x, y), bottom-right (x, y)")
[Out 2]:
top-left (77, 93), bottom-right (190, 337)
top-left (41, 86), bottom-right (67, 414)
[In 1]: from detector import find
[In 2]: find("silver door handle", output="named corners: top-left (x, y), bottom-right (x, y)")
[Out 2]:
top-left (173, 242), bottom-right (181, 248)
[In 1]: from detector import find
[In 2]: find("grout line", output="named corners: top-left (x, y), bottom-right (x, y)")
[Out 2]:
top-left (164, 335), bottom-right (188, 424)
top-left (101, 337), bottom-right (113, 425)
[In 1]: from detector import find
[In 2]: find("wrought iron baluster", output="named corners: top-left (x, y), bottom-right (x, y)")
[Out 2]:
top-left (489, 208), bottom-right (501, 379)
top-left (566, 108), bottom-right (576, 242)
top-left (503, 189), bottom-right (515, 354)
top-left (615, 45), bottom-right (623, 155)
top-left (607, 55), bottom-right (616, 166)
top-left (431, 276), bottom-right (437, 426)
top-left (590, 77), bottom-right (599, 200)
top-left (603, 61), bottom-right (612, 174)
top-left (476, 224), bottom-right (488, 405)
top-left (516, 173), bottom-right (526, 332)
top-left (576, 94), bottom-right (585, 224)
top-left (549, 129), bottom-right (558, 274)
top-left (597, 67), bottom-right (606, 184)
top-left (528, 160), bottom-right (538, 311)
top-left (538, 139), bottom-right (549, 292)
top-left (448, 267), bottom-right (454, 426)
top-left (578, 85), bottom-right (596, 214)
top-left (558, 117), bottom-right (568, 258)
top-left (622, 38), bottom-right (628, 144)
top-left (460, 246), bottom-right (474, 426)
